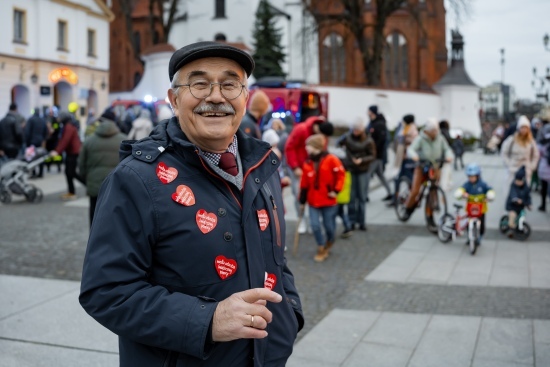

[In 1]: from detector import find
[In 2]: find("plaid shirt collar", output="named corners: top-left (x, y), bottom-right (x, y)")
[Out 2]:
top-left (201, 135), bottom-right (239, 166)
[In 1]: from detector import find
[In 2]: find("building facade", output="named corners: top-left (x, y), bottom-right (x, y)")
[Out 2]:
top-left (0, 0), bottom-right (113, 120)
top-left (480, 82), bottom-right (517, 122)
top-left (311, 0), bottom-right (448, 90)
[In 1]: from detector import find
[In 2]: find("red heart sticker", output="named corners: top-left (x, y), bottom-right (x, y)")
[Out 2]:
top-left (156, 162), bottom-right (178, 184)
top-left (257, 209), bottom-right (270, 231)
top-left (215, 255), bottom-right (237, 280)
top-left (264, 273), bottom-right (277, 290)
top-left (171, 185), bottom-right (195, 206)
top-left (196, 209), bottom-right (217, 234)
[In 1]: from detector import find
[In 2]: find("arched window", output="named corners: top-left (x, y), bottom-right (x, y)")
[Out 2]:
top-left (384, 32), bottom-right (408, 88)
top-left (321, 32), bottom-right (346, 84)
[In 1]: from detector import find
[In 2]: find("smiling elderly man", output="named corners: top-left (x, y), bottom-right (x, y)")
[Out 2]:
top-left (79, 41), bottom-right (303, 367)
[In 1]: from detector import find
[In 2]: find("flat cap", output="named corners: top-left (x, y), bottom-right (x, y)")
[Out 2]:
top-left (169, 41), bottom-right (255, 81)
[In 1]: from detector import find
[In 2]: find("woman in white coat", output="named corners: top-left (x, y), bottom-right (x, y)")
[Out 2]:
top-left (127, 108), bottom-right (154, 141)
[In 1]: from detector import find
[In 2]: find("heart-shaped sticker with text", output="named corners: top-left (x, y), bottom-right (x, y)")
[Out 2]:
top-left (172, 185), bottom-right (195, 206)
top-left (196, 209), bottom-right (217, 234)
top-left (264, 273), bottom-right (277, 290)
top-left (215, 255), bottom-right (237, 280)
top-left (156, 162), bottom-right (178, 184)
top-left (257, 209), bottom-right (270, 231)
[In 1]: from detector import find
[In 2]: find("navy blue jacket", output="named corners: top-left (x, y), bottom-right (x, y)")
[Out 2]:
top-left (79, 118), bottom-right (303, 367)
top-left (505, 182), bottom-right (531, 212)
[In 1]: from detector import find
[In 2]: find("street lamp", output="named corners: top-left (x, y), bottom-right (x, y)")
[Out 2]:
top-left (30, 73), bottom-right (38, 84)
top-left (544, 33), bottom-right (549, 51)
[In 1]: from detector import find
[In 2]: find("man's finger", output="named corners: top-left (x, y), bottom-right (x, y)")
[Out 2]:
top-left (240, 288), bottom-right (282, 304)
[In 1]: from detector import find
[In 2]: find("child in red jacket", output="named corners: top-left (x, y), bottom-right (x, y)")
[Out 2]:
top-left (299, 134), bottom-right (345, 262)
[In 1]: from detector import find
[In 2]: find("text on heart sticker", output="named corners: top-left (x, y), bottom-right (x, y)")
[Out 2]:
top-left (257, 209), bottom-right (270, 231)
top-left (172, 185), bottom-right (196, 206)
top-left (264, 273), bottom-right (277, 290)
top-left (156, 162), bottom-right (178, 184)
top-left (215, 255), bottom-right (237, 280)
top-left (196, 209), bottom-right (217, 234)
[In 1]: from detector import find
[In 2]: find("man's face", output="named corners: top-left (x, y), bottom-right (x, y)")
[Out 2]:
top-left (167, 57), bottom-right (248, 152)
top-left (368, 111), bottom-right (376, 120)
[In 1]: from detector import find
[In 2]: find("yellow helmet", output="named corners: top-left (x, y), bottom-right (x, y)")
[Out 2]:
top-left (68, 102), bottom-right (79, 113)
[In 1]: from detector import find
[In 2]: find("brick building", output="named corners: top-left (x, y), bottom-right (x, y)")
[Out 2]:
top-left (314, 0), bottom-right (448, 90)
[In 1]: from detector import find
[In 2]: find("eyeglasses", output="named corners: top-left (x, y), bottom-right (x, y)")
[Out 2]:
top-left (173, 80), bottom-right (246, 100)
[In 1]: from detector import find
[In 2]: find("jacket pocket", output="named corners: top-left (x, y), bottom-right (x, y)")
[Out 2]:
top-left (262, 184), bottom-right (284, 266)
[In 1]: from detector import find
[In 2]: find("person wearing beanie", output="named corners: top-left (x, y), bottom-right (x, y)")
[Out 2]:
top-left (505, 165), bottom-right (532, 237)
top-left (285, 116), bottom-right (334, 233)
top-left (365, 104), bottom-right (392, 201)
top-left (239, 90), bottom-right (267, 139)
top-left (501, 115), bottom-right (540, 186)
top-left (299, 134), bottom-right (345, 262)
top-left (50, 111), bottom-right (84, 200)
top-left (79, 112), bottom-right (126, 226)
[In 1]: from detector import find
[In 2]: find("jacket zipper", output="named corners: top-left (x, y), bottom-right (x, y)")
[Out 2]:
top-left (263, 185), bottom-right (282, 247)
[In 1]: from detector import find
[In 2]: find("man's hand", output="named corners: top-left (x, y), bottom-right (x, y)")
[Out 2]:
top-left (411, 156), bottom-right (419, 162)
top-left (445, 157), bottom-right (452, 163)
top-left (293, 167), bottom-right (302, 179)
top-left (49, 150), bottom-right (59, 157)
top-left (352, 157), bottom-right (361, 165)
top-left (212, 288), bottom-right (282, 342)
top-left (328, 191), bottom-right (337, 198)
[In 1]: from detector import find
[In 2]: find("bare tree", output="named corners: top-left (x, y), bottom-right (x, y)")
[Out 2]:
top-left (147, 0), bottom-right (179, 44)
top-left (304, 0), bottom-right (471, 86)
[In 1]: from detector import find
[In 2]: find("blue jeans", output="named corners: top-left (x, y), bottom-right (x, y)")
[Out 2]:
top-left (348, 171), bottom-right (368, 226)
top-left (336, 204), bottom-right (352, 231)
top-left (309, 205), bottom-right (338, 246)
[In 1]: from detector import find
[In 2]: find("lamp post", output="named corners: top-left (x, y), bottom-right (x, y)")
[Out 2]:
top-left (544, 33), bottom-right (549, 52)
top-left (500, 48), bottom-right (505, 84)
top-left (532, 67), bottom-right (549, 102)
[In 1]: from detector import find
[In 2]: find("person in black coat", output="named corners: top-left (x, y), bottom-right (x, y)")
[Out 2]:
top-left (366, 105), bottom-right (392, 201)
top-left (25, 109), bottom-right (49, 177)
top-left (505, 166), bottom-right (532, 236)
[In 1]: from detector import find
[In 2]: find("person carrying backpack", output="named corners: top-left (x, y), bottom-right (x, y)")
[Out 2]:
top-left (501, 115), bottom-right (540, 186)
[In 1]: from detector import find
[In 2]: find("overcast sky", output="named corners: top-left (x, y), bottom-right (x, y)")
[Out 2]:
top-left (445, 0), bottom-right (550, 100)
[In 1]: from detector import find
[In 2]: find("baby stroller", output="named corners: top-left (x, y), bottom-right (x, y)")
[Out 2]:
top-left (0, 147), bottom-right (48, 204)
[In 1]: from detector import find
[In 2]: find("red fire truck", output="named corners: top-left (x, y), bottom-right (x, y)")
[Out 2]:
top-left (249, 77), bottom-right (329, 129)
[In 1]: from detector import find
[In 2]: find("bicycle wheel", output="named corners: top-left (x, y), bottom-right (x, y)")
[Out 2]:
top-left (515, 222), bottom-right (531, 241)
top-left (469, 221), bottom-right (479, 255)
top-left (499, 215), bottom-right (509, 234)
top-left (425, 186), bottom-right (448, 234)
top-left (437, 213), bottom-right (454, 243)
top-left (395, 176), bottom-right (412, 222)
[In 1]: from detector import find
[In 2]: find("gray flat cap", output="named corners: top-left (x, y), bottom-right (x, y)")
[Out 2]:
top-left (169, 41), bottom-right (255, 81)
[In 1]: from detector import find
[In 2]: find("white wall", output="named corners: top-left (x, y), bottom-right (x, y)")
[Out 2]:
top-left (436, 85), bottom-right (481, 136)
top-left (315, 86), bottom-right (442, 131)
top-left (132, 51), bottom-right (173, 102)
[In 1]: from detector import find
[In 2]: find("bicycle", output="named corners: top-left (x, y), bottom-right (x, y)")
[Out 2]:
top-left (394, 159), bottom-right (448, 233)
top-left (499, 209), bottom-right (531, 241)
top-left (437, 199), bottom-right (485, 255)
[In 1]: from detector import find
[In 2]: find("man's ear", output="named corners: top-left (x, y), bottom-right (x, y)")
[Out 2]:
top-left (167, 89), bottom-right (178, 116)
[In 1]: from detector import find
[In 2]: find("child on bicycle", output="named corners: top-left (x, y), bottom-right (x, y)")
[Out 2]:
top-left (454, 163), bottom-right (495, 244)
top-left (505, 165), bottom-right (532, 237)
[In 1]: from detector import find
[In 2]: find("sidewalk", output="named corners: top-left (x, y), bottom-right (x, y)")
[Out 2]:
top-left (1, 149), bottom-right (549, 366)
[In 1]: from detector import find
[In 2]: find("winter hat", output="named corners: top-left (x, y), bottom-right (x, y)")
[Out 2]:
top-left (424, 117), bottom-right (439, 132)
top-left (58, 111), bottom-right (73, 123)
top-left (403, 114), bottom-right (415, 124)
top-left (262, 129), bottom-right (280, 147)
top-left (351, 117), bottom-right (365, 130)
top-left (368, 105), bottom-right (378, 115)
top-left (100, 108), bottom-right (116, 122)
top-left (248, 90), bottom-right (270, 116)
top-left (515, 166), bottom-right (526, 180)
top-left (317, 121), bottom-right (334, 136)
top-left (306, 134), bottom-right (326, 151)
top-left (517, 115), bottom-right (530, 129)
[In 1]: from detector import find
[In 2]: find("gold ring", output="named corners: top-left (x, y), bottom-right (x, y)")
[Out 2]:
top-left (250, 315), bottom-right (254, 328)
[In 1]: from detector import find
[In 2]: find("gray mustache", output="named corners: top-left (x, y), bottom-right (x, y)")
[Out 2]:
top-left (194, 104), bottom-right (235, 114)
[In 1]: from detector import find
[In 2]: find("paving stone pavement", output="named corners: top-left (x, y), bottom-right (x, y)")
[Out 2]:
top-left (1, 149), bottom-right (549, 366)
